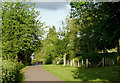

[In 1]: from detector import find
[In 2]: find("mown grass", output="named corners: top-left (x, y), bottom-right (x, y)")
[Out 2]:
top-left (43, 64), bottom-right (120, 83)
top-left (43, 65), bottom-right (80, 81)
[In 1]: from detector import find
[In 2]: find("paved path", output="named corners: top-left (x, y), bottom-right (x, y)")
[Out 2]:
top-left (25, 65), bottom-right (62, 81)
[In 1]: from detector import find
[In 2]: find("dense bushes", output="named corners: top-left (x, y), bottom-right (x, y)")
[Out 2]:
top-left (2, 60), bottom-right (24, 83)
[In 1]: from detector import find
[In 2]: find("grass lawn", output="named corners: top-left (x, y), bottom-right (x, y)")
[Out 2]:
top-left (43, 65), bottom-right (80, 81)
top-left (43, 64), bottom-right (120, 83)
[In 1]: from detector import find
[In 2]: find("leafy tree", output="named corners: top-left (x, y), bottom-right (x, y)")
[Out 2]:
top-left (69, 2), bottom-right (120, 63)
top-left (2, 2), bottom-right (43, 65)
top-left (38, 26), bottom-right (58, 64)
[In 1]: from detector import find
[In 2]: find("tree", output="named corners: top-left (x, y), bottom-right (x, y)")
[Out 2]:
top-left (39, 26), bottom-right (59, 64)
top-left (69, 2), bottom-right (120, 61)
top-left (2, 2), bottom-right (43, 65)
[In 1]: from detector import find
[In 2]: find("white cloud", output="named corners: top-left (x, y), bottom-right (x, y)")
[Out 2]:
top-left (34, 2), bottom-right (69, 10)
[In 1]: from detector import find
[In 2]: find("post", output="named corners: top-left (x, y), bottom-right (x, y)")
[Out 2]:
top-left (70, 60), bottom-right (73, 66)
top-left (86, 59), bottom-right (88, 68)
top-left (73, 59), bottom-right (75, 66)
top-left (102, 58), bottom-right (105, 67)
top-left (57, 60), bottom-right (59, 64)
top-left (82, 59), bottom-right (83, 66)
top-left (67, 60), bottom-right (70, 65)
top-left (63, 53), bottom-right (66, 66)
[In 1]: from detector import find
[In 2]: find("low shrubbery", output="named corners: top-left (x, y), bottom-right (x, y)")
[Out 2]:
top-left (2, 60), bottom-right (24, 83)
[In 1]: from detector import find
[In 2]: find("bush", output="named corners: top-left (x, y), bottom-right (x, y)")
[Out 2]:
top-left (2, 60), bottom-right (24, 83)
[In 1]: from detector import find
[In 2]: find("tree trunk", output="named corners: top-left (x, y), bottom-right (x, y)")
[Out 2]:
top-left (43, 61), bottom-right (45, 65)
top-left (25, 55), bottom-right (28, 65)
top-left (117, 39), bottom-right (120, 65)
top-left (52, 60), bottom-right (54, 64)
top-left (63, 53), bottom-right (66, 66)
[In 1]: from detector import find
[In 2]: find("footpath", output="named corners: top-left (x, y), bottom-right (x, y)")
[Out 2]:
top-left (25, 65), bottom-right (62, 81)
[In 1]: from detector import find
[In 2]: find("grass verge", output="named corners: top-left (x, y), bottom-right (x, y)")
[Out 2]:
top-left (43, 64), bottom-right (120, 83)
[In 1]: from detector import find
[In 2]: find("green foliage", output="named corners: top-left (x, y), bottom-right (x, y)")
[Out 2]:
top-left (69, 2), bottom-right (120, 59)
top-left (2, 2), bottom-right (43, 65)
top-left (99, 52), bottom-right (117, 64)
top-left (82, 51), bottom-right (101, 64)
top-left (2, 60), bottom-right (24, 83)
top-left (44, 26), bottom-right (58, 59)
top-left (45, 54), bottom-right (53, 64)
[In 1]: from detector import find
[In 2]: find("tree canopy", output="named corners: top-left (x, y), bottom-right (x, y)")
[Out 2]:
top-left (2, 2), bottom-right (43, 65)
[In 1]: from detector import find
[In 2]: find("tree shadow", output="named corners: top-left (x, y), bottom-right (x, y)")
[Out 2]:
top-left (72, 65), bottom-right (120, 83)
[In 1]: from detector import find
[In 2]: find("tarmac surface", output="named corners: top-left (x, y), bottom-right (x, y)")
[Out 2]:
top-left (25, 65), bottom-right (62, 81)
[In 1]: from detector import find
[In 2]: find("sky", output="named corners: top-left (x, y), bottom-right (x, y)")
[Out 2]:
top-left (34, 2), bottom-right (71, 32)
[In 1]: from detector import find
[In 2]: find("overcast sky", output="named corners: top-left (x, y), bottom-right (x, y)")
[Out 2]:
top-left (34, 2), bottom-right (71, 32)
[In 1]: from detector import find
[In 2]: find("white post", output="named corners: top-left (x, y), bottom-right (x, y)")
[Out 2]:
top-left (57, 60), bottom-right (59, 64)
top-left (82, 59), bottom-right (83, 66)
top-left (73, 59), bottom-right (75, 66)
top-left (70, 60), bottom-right (73, 66)
top-left (63, 53), bottom-right (66, 66)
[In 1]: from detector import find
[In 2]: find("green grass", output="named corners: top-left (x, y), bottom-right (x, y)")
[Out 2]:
top-left (43, 64), bottom-right (120, 83)
top-left (43, 65), bottom-right (80, 81)
top-left (20, 66), bottom-right (29, 81)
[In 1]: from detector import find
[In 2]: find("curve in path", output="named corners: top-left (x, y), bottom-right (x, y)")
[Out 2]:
top-left (25, 65), bottom-right (63, 81)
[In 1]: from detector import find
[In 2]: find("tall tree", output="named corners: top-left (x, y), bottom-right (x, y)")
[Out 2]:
top-left (2, 2), bottom-right (43, 65)
top-left (70, 2), bottom-right (120, 59)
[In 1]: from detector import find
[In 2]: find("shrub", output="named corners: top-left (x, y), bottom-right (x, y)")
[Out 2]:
top-left (2, 60), bottom-right (24, 83)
